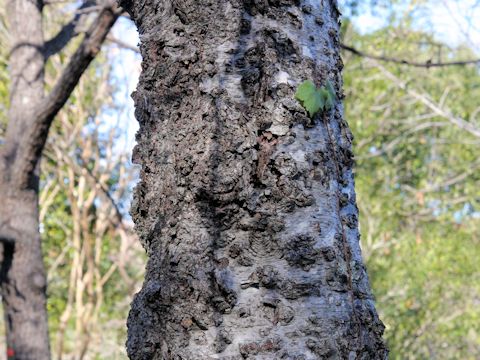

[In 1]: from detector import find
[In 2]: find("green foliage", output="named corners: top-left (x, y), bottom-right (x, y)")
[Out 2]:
top-left (343, 15), bottom-right (480, 359)
top-left (295, 79), bottom-right (336, 117)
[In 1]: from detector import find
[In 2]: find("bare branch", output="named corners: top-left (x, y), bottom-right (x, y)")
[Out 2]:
top-left (341, 43), bottom-right (480, 68)
top-left (12, 2), bottom-right (121, 189)
top-left (107, 35), bottom-right (139, 53)
top-left (43, 1), bottom-right (98, 59)
top-left (373, 60), bottom-right (480, 138)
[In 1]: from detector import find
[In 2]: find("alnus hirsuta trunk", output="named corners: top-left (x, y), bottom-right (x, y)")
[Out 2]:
top-left (122, 0), bottom-right (387, 358)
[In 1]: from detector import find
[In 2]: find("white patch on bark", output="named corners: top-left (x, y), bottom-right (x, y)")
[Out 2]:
top-left (274, 70), bottom-right (290, 84)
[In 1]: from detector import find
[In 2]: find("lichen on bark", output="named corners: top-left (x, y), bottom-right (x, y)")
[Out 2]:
top-left (123, 0), bottom-right (388, 358)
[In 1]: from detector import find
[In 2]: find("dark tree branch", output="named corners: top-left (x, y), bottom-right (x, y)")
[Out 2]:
top-left (43, 1), bottom-right (97, 59)
top-left (341, 43), bottom-right (480, 68)
top-left (13, 2), bottom-right (121, 189)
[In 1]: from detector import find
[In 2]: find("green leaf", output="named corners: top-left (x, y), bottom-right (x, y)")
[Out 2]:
top-left (295, 80), bottom-right (317, 99)
top-left (304, 91), bottom-right (325, 117)
top-left (326, 79), bottom-right (337, 100)
top-left (324, 90), bottom-right (334, 110)
top-left (295, 80), bottom-right (337, 116)
top-left (325, 80), bottom-right (336, 110)
top-left (295, 80), bottom-right (324, 117)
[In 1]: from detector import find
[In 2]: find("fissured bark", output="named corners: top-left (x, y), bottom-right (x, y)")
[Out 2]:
top-left (124, 0), bottom-right (388, 358)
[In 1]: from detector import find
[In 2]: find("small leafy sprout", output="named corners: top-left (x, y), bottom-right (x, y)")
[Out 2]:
top-left (295, 79), bottom-right (337, 117)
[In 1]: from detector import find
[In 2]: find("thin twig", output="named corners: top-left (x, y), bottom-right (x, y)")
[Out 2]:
top-left (341, 43), bottom-right (480, 68)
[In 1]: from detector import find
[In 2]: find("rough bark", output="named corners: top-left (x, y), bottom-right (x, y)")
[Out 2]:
top-left (0, 1), bottom-right (51, 359)
top-left (124, 0), bottom-right (387, 359)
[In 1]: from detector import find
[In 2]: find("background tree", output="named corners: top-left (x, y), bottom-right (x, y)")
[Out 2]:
top-left (0, 0), bottom-right (122, 358)
top-left (0, 3), bottom-right (144, 359)
top-left (122, 0), bottom-right (387, 358)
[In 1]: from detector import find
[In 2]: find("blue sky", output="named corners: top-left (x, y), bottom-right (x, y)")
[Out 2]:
top-left (103, 16), bottom-right (141, 161)
top-left (346, 0), bottom-right (480, 49)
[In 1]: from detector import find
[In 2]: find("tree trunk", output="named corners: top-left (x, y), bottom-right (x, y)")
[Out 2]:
top-left (0, 1), bottom-right (119, 358)
top-left (123, 0), bottom-right (387, 358)
top-left (0, 0), bottom-right (51, 359)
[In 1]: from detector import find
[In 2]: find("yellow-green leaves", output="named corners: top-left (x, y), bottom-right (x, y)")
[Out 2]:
top-left (295, 79), bottom-right (336, 117)
top-left (295, 80), bottom-right (324, 117)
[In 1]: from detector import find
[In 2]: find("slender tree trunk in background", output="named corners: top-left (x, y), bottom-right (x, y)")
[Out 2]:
top-left (0, 1), bottom-right (119, 358)
top-left (0, 1), bottom-right (51, 359)
top-left (123, 0), bottom-right (387, 358)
